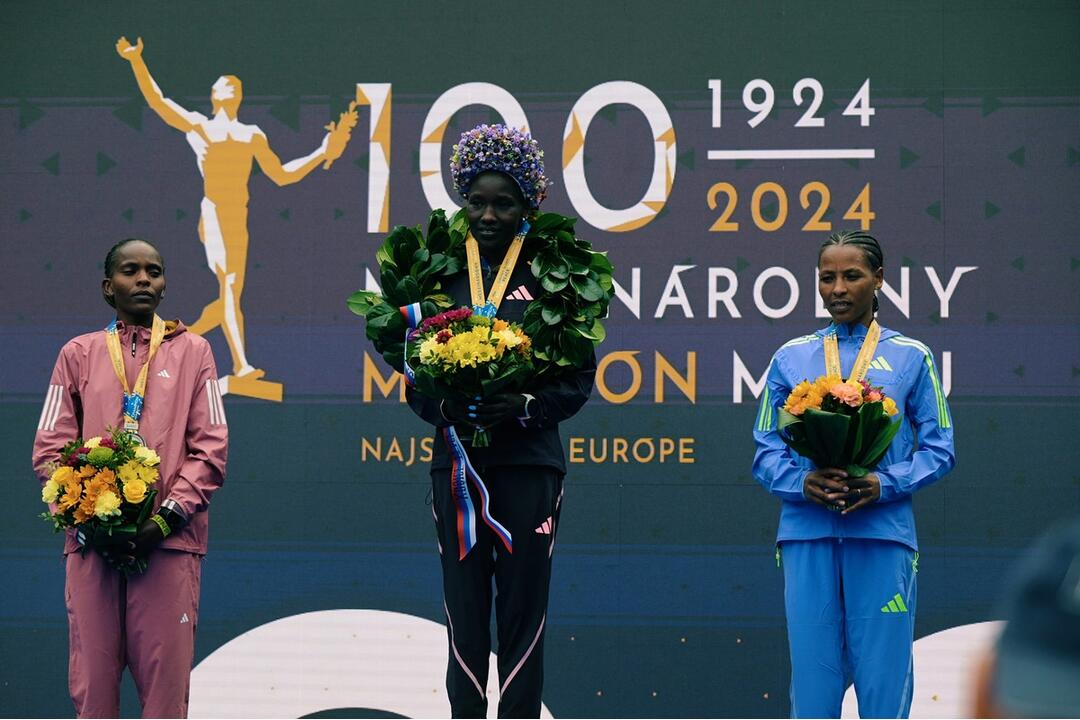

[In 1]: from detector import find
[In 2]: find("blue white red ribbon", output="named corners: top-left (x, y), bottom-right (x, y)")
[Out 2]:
top-left (442, 426), bottom-right (513, 560)
top-left (399, 302), bottom-right (423, 386)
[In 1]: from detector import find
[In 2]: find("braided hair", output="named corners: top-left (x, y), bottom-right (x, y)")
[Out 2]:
top-left (819, 230), bottom-right (883, 313)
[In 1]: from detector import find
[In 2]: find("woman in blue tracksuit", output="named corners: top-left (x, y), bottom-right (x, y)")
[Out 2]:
top-left (752, 230), bottom-right (956, 718)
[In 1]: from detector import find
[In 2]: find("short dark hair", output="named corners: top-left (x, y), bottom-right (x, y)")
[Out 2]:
top-left (102, 238), bottom-right (163, 308)
top-left (104, 238), bottom-right (162, 277)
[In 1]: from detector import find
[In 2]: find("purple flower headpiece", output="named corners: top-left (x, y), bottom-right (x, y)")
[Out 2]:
top-left (449, 124), bottom-right (549, 209)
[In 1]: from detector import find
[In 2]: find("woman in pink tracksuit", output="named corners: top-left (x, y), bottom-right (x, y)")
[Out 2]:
top-left (32, 238), bottom-right (228, 718)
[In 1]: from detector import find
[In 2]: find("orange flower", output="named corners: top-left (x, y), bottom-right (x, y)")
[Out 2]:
top-left (58, 475), bottom-right (83, 511)
top-left (829, 381), bottom-right (864, 407)
top-left (77, 464), bottom-right (97, 479)
top-left (805, 389), bottom-right (826, 410)
top-left (74, 494), bottom-right (96, 524)
top-left (492, 319), bottom-right (509, 332)
top-left (882, 397), bottom-right (899, 416)
top-left (93, 467), bottom-right (118, 490)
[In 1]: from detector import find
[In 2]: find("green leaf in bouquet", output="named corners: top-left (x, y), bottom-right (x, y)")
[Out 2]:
top-left (380, 265), bottom-right (401, 292)
top-left (346, 290), bottom-right (380, 317)
top-left (800, 408), bottom-right (852, 468)
top-left (570, 275), bottom-right (604, 302)
top-left (449, 208), bottom-right (470, 238)
top-left (430, 293), bottom-right (455, 309)
top-left (427, 253), bottom-right (449, 275)
top-left (398, 276), bottom-right (421, 303)
top-left (135, 488), bottom-right (158, 525)
top-left (427, 208), bottom-right (449, 240)
top-left (576, 318), bottom-right (606, 342)
top-left (443, 256), bottom-right (465, 275)
top-left (411, 247), bottom-right (431, 267)
top-left (589, 251), bottom-right (614, 276)
top-left (541, 274), bottom-right (569, 293)
top-left (531, 212), bottom-right (569, 232)
top-left (541, 303), bottom-right (564, 325)
top-left (853, 411), bottom-right (903, 471)
top-left (548, 257), bottom-right (570, 280)
top-left (531, 253), bottom-right (550, 279)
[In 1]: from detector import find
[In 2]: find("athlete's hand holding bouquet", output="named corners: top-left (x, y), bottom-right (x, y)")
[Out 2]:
top-left (39, 427), bottom-right (161, 574)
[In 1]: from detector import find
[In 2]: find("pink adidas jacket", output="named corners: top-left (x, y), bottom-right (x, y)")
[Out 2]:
top-left (32, 319), bottom-right (228, 555)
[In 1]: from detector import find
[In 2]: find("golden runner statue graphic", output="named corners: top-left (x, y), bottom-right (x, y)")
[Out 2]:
top-left (116, 36), bottom-right (357, 401)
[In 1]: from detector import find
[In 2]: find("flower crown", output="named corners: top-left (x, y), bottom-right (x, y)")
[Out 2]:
top-left (449, 124), bottom-right (549, 209)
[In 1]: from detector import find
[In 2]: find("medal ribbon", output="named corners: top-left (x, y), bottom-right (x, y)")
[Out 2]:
top-left (465, 220), bottom-right (531, 317)
top-left (442, 426), bottom-right (513, 560)
top-left (104, 315), bottom-right (166, 435)
top-left (398, 302), bottom-right (423, 386)
top-left (823, 320), bottom-right (881, 382)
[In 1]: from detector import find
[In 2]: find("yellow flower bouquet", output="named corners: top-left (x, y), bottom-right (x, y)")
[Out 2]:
top-left (39, 427), bottom-right (161, 574)
top-left (409, 306), bottom-right (533, 447)
top-left (777, 376), bottom-right (902, 477)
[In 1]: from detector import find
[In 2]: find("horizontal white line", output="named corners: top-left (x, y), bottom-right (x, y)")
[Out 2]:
top-left (707, 149), bottom-right (876, 160)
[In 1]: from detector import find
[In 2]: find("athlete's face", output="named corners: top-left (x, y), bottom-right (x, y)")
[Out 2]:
top-left (104, 241), bottom-right (165, 327)
top-left (818, 244), bottom-right (882, 327)
top-left (466, 172), bottom-right (527, 259)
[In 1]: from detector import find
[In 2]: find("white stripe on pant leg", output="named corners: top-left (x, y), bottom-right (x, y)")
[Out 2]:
top-left (443, 600), bottom-right (484, 698)
top-left (500, 614), bottom-right (546, 696)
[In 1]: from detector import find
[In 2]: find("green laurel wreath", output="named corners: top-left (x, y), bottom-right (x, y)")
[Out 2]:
top-left (346, 208), bottom-right (613, 377)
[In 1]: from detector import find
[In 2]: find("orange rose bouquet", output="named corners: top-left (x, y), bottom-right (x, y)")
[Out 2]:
top-left (777, 376), bottom-right (902, 477)
top-left (39, 427), bottom-right (161, 574)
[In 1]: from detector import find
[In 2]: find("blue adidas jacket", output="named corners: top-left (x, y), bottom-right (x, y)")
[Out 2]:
top-left (752, 322), bottom-right (955, 551)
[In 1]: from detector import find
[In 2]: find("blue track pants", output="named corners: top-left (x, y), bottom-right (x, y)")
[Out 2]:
top-left (780, 538), bottom-right (917, 718)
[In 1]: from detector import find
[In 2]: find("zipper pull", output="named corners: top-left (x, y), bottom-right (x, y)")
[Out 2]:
top-left (131, 335), bottom-right (136, 358)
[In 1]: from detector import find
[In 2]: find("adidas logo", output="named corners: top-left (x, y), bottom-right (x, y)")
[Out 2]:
top-left (157, 369), bottom-right (171, 378)
top-left (880, 593), bottom-right (909, 613)
top-left (534, 516), bottom-right (553, 535)
top-left (869, 356), bottom-right (893, 372)
top-left (180, 612), bottom-right (190, 624)
top-left (506, 285), bottom-right (534, 301)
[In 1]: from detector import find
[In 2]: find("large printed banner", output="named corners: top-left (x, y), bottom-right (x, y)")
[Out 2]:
top-left (2, 2), bottom-right (1078, 717)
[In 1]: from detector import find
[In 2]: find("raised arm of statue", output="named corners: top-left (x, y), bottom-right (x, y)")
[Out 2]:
top-left (252, 102), bottom-right (358, 185)
top-left (115, 36), bottom-right (208, 141)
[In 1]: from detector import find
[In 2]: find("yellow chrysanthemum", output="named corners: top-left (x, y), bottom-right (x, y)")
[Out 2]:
top-left (882, 397), bottom-right (899, 416)
top-left (94, 490), bottom-right (122, 519)
top-left (84, 436), bottom-right (103, 449)
top-left (134, 446), bottom-right (161, 467)
top-left (51, 465), bottom-right (75, 485)
top-left (138, 465), bottom-right (159, 485)
top-left (495, 328), bottom-right (522, 352)
top-left (118, 460), bottom-right (141, 485)
top-left (41, 479), bottom-right (61, 504)
top-left (122, 477), bottom-right (148, 504)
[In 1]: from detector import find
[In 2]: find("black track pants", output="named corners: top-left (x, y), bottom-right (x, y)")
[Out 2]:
top-left (431, 465), bottom-right (564, 718)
